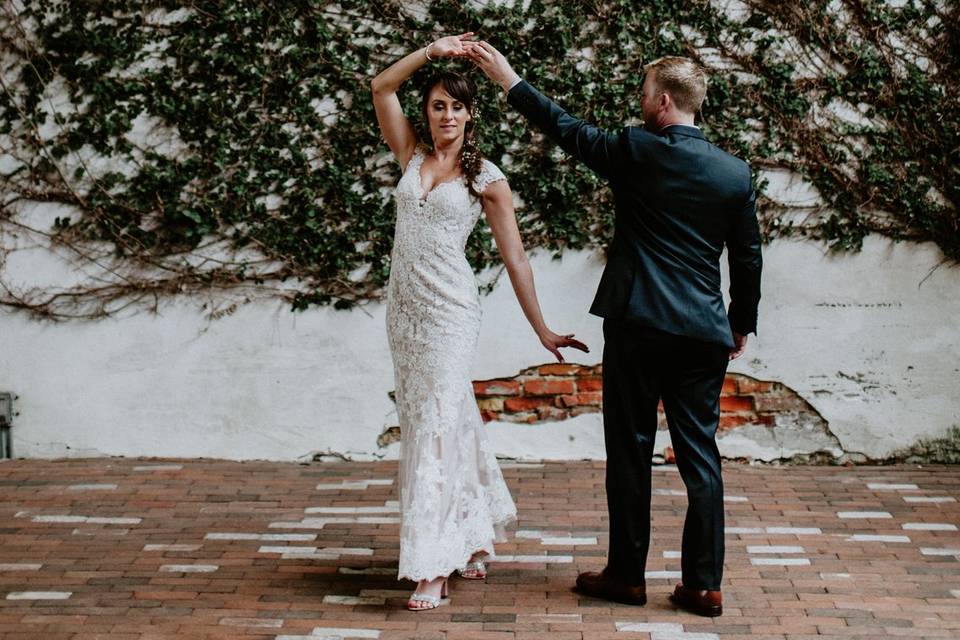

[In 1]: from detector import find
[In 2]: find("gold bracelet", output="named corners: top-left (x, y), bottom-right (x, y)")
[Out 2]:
top-left (424, 42), bottom-right (435, 62)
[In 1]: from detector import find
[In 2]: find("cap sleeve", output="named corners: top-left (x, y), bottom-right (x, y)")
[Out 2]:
top-left (472, 159), bottom-right (507, 195)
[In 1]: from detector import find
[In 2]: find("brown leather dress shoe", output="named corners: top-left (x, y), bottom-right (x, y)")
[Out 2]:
top-left (575, 570), bottom-right (646, 606)
top-left (669, 583), bottom-right (723, 617)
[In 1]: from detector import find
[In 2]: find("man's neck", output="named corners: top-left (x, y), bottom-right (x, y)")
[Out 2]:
top-left (658, 117), bottom-right (697, 130)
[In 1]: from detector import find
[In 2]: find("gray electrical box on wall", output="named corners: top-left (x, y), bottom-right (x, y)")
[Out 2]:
top-left (0, 392), bottom-right (13, 459)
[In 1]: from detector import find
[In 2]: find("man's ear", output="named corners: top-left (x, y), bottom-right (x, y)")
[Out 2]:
top-left (660, 92), bottom-right (671, 112)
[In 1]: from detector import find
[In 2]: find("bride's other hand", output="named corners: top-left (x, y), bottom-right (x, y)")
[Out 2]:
top-left (538, 329), bottom-right (589, 363)
top-left (429, 32), bottom-right (475, 58)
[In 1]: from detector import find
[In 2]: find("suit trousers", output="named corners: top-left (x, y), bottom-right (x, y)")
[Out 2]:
top-left (601, 318), bottom-right (729, 590)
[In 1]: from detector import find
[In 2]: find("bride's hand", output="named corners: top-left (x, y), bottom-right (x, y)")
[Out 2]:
top-left (428, 32), bottom-right (475, 58)
top-left (538, 329), bottom-right (589, 363)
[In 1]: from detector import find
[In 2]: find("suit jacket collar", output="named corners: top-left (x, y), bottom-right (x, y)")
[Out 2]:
top-left (659, 124), bottom-right (705, 140)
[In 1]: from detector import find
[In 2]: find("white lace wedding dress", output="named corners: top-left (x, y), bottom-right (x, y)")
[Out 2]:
top-left (387, 147), bottom-right (517, 582)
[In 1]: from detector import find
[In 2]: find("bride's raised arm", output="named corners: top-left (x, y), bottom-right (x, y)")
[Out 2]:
top-left (370, 33), bottom-right (474, 171)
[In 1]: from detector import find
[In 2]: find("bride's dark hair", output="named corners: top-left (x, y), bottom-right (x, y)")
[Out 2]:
top-left (419, 71), bottom-right (484, 199)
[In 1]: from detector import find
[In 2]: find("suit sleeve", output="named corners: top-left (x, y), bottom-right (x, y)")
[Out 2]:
top-left (507, 80), bottom-right (626, 180)
top-left (726, 185), bottom-right (762, 336)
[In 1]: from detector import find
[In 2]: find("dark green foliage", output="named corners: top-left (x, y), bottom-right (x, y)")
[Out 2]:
top-left (0, 0), bottom-right (956, 318)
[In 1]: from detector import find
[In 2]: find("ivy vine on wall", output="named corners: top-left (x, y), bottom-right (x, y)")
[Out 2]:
top-left (0, 0), bottom-right (956, 319)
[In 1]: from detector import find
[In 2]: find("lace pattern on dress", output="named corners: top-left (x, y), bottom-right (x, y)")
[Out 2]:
top-left (386, 148), bottom-right (515, 582)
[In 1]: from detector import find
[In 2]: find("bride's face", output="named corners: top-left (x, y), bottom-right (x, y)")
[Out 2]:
top-left (425, 84), bottom-right (472, 147)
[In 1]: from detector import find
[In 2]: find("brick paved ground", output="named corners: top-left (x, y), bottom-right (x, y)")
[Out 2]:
top-left (0, 459), bottom-right (958, 639)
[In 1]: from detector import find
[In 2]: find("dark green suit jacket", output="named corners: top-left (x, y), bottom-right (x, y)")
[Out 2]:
top-left (507, 80), bottom-right (762, 348)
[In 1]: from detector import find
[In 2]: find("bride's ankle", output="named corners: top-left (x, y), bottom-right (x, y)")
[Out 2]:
top-left (417, 576), bottom-right (446, 590)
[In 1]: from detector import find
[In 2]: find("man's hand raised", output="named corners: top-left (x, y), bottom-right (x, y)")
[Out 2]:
top-left (464, 41), bottom-right (521, 92)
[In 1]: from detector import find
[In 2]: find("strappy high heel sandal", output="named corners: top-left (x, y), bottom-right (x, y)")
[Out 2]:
top-left (457, 558), bottom-right (487, 580)
top-left (407, 577), bottom-right (448, 611)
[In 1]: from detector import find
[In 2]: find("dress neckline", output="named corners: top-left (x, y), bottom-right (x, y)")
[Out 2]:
top-left (416, 152), bottom-right (466, 201)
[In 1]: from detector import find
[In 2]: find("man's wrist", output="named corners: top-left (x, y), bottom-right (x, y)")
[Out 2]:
top-left (503, 73), bottom-right (522, 93)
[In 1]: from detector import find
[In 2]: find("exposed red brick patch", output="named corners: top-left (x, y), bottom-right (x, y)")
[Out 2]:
top-left (504, 396), bottom-right (554, 412)
top-left (720, 395), bottom-right (755, 413)
top-left (538, 363), bottom-right (583, 376)
top-left (523, 379), bottom-right (576, 396)
top-left (469, 366), bottom-right (822, 433)
top-left (576, 376), bottom-right (603, 392)
top-left (558, 392), bottom-right (603, 408)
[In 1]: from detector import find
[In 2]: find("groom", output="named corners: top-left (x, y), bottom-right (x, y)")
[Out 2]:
top-left (468, 43), bottom-right (762, 616)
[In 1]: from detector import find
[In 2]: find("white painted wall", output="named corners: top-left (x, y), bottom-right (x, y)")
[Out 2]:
top-left (1, 231), bottom-right (958, 461)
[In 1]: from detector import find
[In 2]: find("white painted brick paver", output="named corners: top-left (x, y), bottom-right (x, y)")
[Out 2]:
top-left (492, 555), bottom-right (573, 563)
top-left (159, 564), bottom-right (219, 572)
top-left (304, 505), bottom-right (399, 514)
top-left (616, 622), bottom-right (685, 633)
top-left (219, 618), bottom-right (284, 628)
top-left (517, 613), bottom-right (583, 623)
top-left (751, 557), bottom-right (811, 566)
top-left (133, 464), bottom-right (183, 471)
top-left (663, 550), bottom-right (682, 558)
top-left (645, 570), bottom-right (683, 579)
top-left (766, 526), bottom-right (822, 534)
top-left (258, 545), bottom-right (316, 554)
top-left (314, 479), bottom-right (392, 490)
top-left (72, 527), bottom-right (129, 537)
top-left (268, 516), bottom-right (400, 529)
top-left (323, 595), bottom-right (386, 605)
top-left (904, 496), bottom-right (955, 503)
top-left (726, 527), bottom-right (763, 534)
top-left (838, 511), bottom-right (892, 518)
top-left (311, 629), bottom-right (381, 639)
top-left (849, 534), bottom-right (911, 542)
top-left (919, 547), bottom-right (960, 556)
top-left (143, 544), bottom-right (201, 551)
top-left (6, 591), bottom-right (72, 600)
top-left (31, 514), bottom-right (141, 525)
top-left (903, 522), bottom-right (958, 531)
top-left (821, 572), bottom-right (852, 579)
top-left (205, 532), bottom-right (316, 541)
top-left (747, 545), bottom-right (805, 554)
top-left (68, 483), bottom-right (118, 490)
top-left (30, 515), bottom-right (87, 523)
top-left (276, 628), bottom-right (380, 640)
top-left (0, 563), bottom-right (42, 571)
top-left (867, 483), bottom-right (919, 490)
top-left (615, 621), bottom-right (720, 639)
top-left (259, 545), bottom-right (373, 556)
top-left (308, 547), bottom-right (373, 556)
top-left (724, 495), bottom-right (749, 502)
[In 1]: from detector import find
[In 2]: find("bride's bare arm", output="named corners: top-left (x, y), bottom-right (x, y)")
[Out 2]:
top-left (370, 33), bottom-right (474, 170)
top-left (482, 181), bottom-right (589, 362)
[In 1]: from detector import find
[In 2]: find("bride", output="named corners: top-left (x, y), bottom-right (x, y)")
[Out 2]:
top-left (371, 32), bottom-right (588, 610)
